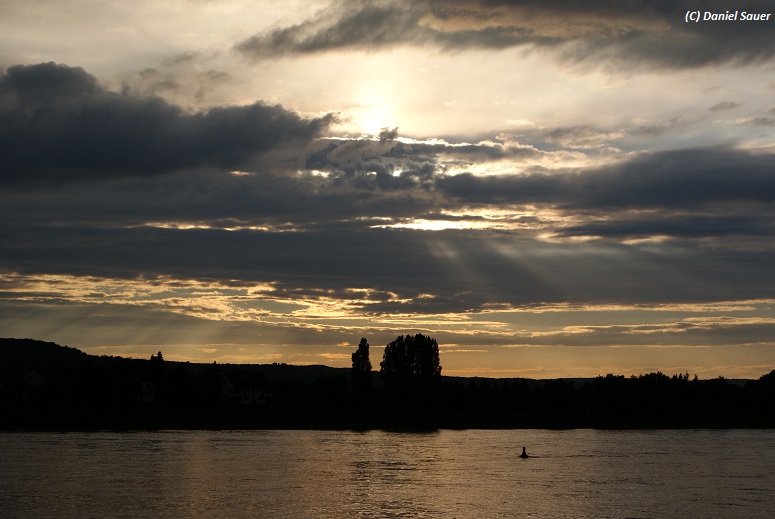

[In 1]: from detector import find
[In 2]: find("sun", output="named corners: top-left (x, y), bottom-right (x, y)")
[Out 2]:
top-left (355, 103), bottom-right (397, 136)
top-left (349, 83), bottom-right (399, 135)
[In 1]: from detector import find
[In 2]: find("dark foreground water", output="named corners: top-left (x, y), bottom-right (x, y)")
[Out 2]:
top-left (1, 429), bottom-right (774, 518)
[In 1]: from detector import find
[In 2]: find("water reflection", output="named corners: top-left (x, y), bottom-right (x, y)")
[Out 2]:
top-left (1, 430), bottom-right (774, 517)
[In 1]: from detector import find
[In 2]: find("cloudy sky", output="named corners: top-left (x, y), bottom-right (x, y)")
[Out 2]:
top-left (2, 0), bottom-right (775, 379)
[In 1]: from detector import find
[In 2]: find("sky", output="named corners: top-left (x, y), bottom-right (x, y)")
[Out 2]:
top-left (2, 0), bottom-right (775, 379)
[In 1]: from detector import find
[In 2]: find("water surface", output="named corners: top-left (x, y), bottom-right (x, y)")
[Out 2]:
top-left (2, 429), bottom-right (773, 517)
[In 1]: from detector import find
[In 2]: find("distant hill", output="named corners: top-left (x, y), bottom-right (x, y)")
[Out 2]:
top-left (0, 338), bottom-right (90, 371)
top-left (0, 338), bottom-right (362, 384)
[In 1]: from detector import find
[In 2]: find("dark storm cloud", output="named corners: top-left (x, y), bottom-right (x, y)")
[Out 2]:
top-left (531, 125), bottom-right (626, 149)
top-left (3, 222), bottom-right (775, 314)
top-left (557, 215), bottom-right (775, 240)
top-left (0, 62), bottom-right (335, 186)
top-left (237, 2), bottom-right (425, 56)
top-left (3, 128), bottom-right (772, 241)
top-left (303, 134), bottom-right (540, 192)
top-left (236, 0), bottom-right (775, 68)
top-left (709, 101), bottom-right (741, 112)
top-left (437, 147), bottom-right (775, 210)
top-left (378, 127), bottom-right (399, 141)
top-left (0, 163), bottom-right (443, 240)
top-left (119, 53), bottom-right (234, 105)
top-left (741, 117), bottom-right (775, 128)
top-left (629, 116), bottom-right (698, 140)
top-left (2, 177), bottom-right (775, 315)
top-left (272, 139), bottom-right (432, 195)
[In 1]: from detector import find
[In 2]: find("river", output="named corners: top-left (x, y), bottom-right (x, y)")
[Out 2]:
top-left (1, 429), bottom-right (773, 517)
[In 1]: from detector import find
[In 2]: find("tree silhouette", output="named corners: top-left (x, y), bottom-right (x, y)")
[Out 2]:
top-left (352, 338), bottom-right (371, 372)
top-left (351, 337), bottom-right (372, 392)
top-left (148, 351), bottom-right (166, 402)
top-left (380, 333), bottom-right (442, 385)
top-left (379, 334), bottom-right (442, 422)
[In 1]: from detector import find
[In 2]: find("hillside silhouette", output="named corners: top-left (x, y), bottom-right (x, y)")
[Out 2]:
top-left (2, 338), bottom-right (774, 430)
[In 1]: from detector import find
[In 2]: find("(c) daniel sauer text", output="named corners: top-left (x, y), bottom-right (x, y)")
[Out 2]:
top-left (685, 10), bottom-right (771, 22)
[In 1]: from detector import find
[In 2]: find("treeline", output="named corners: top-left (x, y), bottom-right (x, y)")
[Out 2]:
top-left (1, 338), bottom-right (775, 430)
top-left (436, 371), bottom-right (775, 429)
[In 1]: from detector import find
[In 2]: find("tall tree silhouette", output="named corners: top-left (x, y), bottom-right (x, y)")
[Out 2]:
top-left (351, 337), bottom-right (372, 392)
top-left (148, 350), bottom-right (166, 402)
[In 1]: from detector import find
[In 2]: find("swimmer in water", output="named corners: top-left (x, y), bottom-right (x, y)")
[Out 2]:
top-left (520, 446), bottom-right (528, 458)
